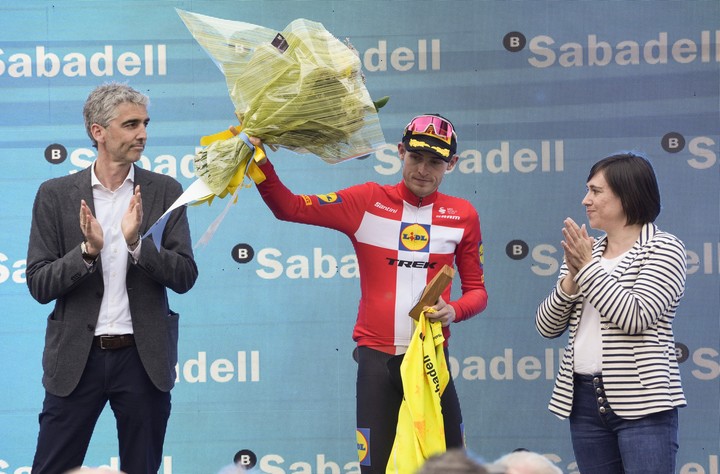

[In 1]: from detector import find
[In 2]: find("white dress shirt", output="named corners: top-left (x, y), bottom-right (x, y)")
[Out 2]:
top-left (90, 163), bottom-right (142, 336)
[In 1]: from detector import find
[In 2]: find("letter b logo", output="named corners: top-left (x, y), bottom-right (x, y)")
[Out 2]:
top-left (661, 132), bottom-right (686, 153)
top-left (503, 32), bottom-right (527, 52)
top-left (232, 243), bottom-right (254, 264)
top-left (44, 144), bottom-right (67, 164)
top-left (506, 240), bottom-right (529, 260)
top-left (234, 449), bottom-right (257, 469)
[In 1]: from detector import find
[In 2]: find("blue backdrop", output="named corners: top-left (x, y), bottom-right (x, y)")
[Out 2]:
top-left (1, 1), bottom-right (718, 473)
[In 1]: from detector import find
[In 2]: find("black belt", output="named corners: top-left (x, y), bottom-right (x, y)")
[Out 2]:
top-left (94, 334), bottom-right (135, 350)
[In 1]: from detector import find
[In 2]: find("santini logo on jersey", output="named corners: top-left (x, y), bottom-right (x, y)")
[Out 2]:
top-left (399, 223), bottom-right (430, 252)
top-left (374, 202), bottom-right (398, 213)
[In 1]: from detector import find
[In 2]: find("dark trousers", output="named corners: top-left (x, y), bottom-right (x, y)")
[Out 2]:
top-left (32, 344), bottom-right (171, 474)
top-left (570, 373), bottom-right (679, 474)
top-left (356, 346), bottom-right (463, 474)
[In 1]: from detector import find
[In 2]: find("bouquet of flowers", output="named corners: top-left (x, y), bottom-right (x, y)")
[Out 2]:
top-left (176, 9), bottom-right (388, 198)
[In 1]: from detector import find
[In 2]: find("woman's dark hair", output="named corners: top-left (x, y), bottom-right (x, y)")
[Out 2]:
top-left (587, 152), bottom-right (661, 225)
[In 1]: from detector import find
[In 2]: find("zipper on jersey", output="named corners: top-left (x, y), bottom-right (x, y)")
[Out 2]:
top-left (409, 195), bottom-right (423, 320)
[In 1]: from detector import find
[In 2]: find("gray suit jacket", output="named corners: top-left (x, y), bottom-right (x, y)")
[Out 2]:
top-left (26, 165), bottom-right (198, 397)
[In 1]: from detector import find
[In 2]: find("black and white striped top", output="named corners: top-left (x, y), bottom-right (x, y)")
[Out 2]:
top-left (536, 222), bottom-right (687, 419)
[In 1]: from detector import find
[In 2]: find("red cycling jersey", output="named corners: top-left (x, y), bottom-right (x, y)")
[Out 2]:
top-left (255, 159), bottom-right (487, 353)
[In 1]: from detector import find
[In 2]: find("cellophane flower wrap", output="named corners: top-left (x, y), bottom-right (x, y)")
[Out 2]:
top-left (177, 9), bottom-right (387, 197)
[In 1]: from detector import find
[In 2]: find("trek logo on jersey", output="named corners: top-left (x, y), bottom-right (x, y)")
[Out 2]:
top-left (316, 192), bottom-right (342, 205)
top-left (386, 258), bottom-right (437, 269)
top-left (356, 428), bottom-right (370, 466)
top-left (399, 223), bottom-right (430, 252)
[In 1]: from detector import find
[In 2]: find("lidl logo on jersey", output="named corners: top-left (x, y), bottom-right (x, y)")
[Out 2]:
top-left (356, 428), bottom-right (370, 466)
top-left (399, 223), bottom-right (430, 252)
top-left (316, 192), bottom-right (342, 204)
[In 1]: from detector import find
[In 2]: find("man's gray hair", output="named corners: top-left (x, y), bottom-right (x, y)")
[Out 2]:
top-left (416, 448), bottom-right (489, 474)
top-left (490, 450), bottom-right (563, 474)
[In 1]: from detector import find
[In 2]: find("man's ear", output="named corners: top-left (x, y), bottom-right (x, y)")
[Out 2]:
top-left (446, 154), bottom-right (459, 171)
top-left (397, 142), bottom-right (406, 161)
top-left (90, 123), bottom-right (104, 145)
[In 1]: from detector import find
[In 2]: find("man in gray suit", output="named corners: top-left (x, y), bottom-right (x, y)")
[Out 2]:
top-left (26, 82), bottom-right (198, 474)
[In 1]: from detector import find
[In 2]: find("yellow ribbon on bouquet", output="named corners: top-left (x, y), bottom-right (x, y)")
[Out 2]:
top-left (193, 126), bottom-right (267, 206)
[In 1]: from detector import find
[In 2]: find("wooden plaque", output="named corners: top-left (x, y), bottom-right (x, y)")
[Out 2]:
top-left (408, 264), bottom-right (455, 320)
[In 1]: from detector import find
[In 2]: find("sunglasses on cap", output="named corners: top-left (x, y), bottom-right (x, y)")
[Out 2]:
top-left (403, 114), bottom-right (457, 144)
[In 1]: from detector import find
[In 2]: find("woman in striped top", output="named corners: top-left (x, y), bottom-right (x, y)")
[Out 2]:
top-left (536, 153), bottom-right (687, 474)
